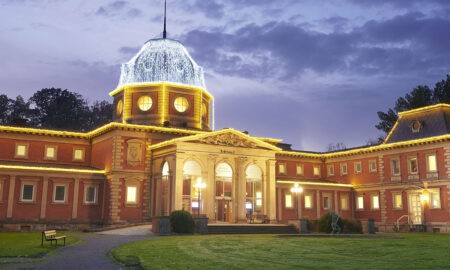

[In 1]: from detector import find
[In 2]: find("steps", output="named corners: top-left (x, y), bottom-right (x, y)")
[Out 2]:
top-left (207, 224), bottom-right (298, 234)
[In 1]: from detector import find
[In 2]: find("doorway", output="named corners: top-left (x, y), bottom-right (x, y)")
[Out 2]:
top-left (408, 193), bottom-right (423, 224)
top-left (216, 198), bottom-right (232, 222)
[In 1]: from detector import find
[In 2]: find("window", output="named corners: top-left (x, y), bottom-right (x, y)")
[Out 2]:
top-left (340, 194), bottom-right (349, 210)
top-left (304, 194), bottom-right (312, 209)
top-left (322, 194), bottom-right (331, 210)
top-left (73, 148), bottom-right (85, 161)
top-left (174, 96), bottom-right (189, 112)
top-left (356, 195), bottom-right (364, 210)
top-left (327, 165), bottom-right (334, 176)
top-left (371, 194), bottom-right (380, 210)
top-left (84, 185), bottom-right (97, 204)
top-left (393, 193), bottom-right (403, 209)
top-left (369, 160), bottom-right (377, 172)
top-left (285, 194), bottom-right (293, 208)
top-left (426, 154), bottom-right (437, 172)
top-left (313, 165), bottom-right (320, 177)
top-left (278, 163), bottom-right (286, 174)
top-left (126, 186), bottom-right (137, 204)
top-left (45, 145), bottom-right (57, 160)
top-left (137, 96), bottom-right (153, 111)
top-left (354, 162), bottom-right (362, 174)
top-left (21, 184), bottom-right (35, 202)
top-left (256, 192), bottom-right (262, 207)
top-left (340, 163), bottom-right (347, 175)
top-left (408, 157), bottom-right (418, 174)
top-left (15, 143), bottom-right (28, 158)
top-left (116, 99), bottom-right (123, 115)
top-left (296, 164), bottom-right (304, 176)
top-left (429, 189), bottom-right (441, 209)
top-left (391, 158), bottom-right (400, 176)
top-left (53, 184), bottom-right (66, 203)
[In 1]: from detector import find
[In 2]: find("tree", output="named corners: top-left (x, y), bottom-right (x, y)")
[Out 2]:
top-left (87, 100), bottom-right (113, 130)
top-left (0, 94), bottom-right (11, 124)
top-left (7, 95), bottom-right (35, 126)
top-left (326, 142), bottom-right (347, 152)
top-left (433, 75), bottom-right (450, 103)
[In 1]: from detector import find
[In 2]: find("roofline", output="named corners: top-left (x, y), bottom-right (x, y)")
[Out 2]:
top-left (0, 164), bottom-right (105, 175)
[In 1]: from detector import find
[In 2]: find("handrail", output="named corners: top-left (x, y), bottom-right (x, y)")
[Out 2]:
top-left (394, 214), bottom-right (410, 232)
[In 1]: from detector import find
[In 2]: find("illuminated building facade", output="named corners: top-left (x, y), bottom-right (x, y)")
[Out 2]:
top-left (0, 36), bottom-right (449, 233)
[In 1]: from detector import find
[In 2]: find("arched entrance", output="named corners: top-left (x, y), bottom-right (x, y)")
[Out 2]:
top-left (215, 162), bottom-right (233, 222)
top-left (246, 164), bottom-right (263, 215)
top-left (183, 160), bottom-right (202, 215)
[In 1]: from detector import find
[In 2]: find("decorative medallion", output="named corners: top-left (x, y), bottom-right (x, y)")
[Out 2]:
top-left (127, 140), bottom-right (143, 166)
top-left (409, 120), bottom-right (422, 133)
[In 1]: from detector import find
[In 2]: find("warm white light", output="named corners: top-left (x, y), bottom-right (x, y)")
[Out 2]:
top-left (245, 202), bottom-right (252, 209)
top-left (290, 183), bottom-right (303, 193)
top-left (127, 186), bottom-right (137, 203)
top-left (192, 201), bottom-right (199, 208)
top-left (194, 178), bottom-right (206, 189)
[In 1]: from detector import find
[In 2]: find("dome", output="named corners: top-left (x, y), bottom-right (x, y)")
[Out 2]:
top-left (117, 38), bottom-right (206, 90)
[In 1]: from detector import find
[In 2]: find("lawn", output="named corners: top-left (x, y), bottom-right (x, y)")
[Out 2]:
top-left (112, 234), bottom-right (450, 270)
top-left (0, 231), bottom-right (81, 258)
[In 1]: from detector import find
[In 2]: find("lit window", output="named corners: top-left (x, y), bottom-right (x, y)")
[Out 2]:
top-left (285, 194), bottom-right (293, 208)
top-left (73, 148), bottom-right (84, 161)
top-left (340, 194), bottom-right (349, 210)
top-left (278, 163), bottom-right (286, 174)
top-left (322, 194), bottom-right (331, 210)
top-left (369, 160), bottom-right (377, 172)
top-left (45, 146), bottom-right (57, 160)
top-left (304, 195), bottom-right (312, 208)
top-left (408, 157), bottom-right (418, 174)
top-left (137, 96), bottom-right (153, 111)
top-left (256, 191), bottom-right (262, 207)
top-left (15, 143), bottom-right (28, 158)
top-left (391, 158), bottom-right (400, 176)
top-left (174, 96), bottom-right (189, 112)
top-left (429, 189), bottom-right (441, 209)
top-left (393, 193), bottom-right (403, 209)
top-left (21, 184), bottom-right (34, 202)
top-left (327, 165), bottom-right (334, 176)
top-left (296, 164), bottom-right (304, 176)
top-left (53, 185), bottom-right (66, 203)
top-left (340, 163), bottom-right (347, 175)
top-left (85, 185), bottom-right (97, 204)
top-left (313, 165), bottom-right (320, 176)
top-left (127, 186), bottom-right (137, 204)
top-left (354, 162), bottom-right (362, 174)
top-left (356, 195), bottom-right (364, 210)
top-left (116, 99), bottom-right (123, 115)
top-left (371, 194), bottom-right (380, 209)
top-left (426, 154), bottom-right (437, 172)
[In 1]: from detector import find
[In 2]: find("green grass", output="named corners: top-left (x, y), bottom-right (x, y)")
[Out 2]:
top-left (112, 234), bottom-right (450, 270)
top-left (0, 231), bottom-right (81, 258)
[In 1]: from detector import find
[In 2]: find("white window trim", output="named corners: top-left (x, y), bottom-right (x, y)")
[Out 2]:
top-left (340, 163), bottom-right (348, 175)
top-left (73, 147), bottom-right (85, 162)
top-left (322, 193), bottom-right (331, 210)
top-left (340, 194), bottom-right (349, 210)
top-left (429, 188), bottom-right (441, 209)
top-left (15, 143), bottom-right (29, 159)
top-left (53, 184), bottom-right (67, 203)
top-left (371, 194), bottom-right (380, 210)
top-left (392, 192), bottom-right (403, 210)
top-left (356, 195), bottom-right (364, 210)
top-left (426, 153), bottom-right (437, 172)
top-left (369, 159), bottom-right (377, 172)
top-left (304, 194), bottom-right (313, 209)
top-left (20, 182), bottom-right (36, 202)
top-left (407, 156), bottom-right (418, 175)
top-left (391, 158), bottom-right (401, 176)
top-left (354, 162), bottom-right (362, 174)
top-left (84, 184), bottom-right (98, 204)
top-left (44, 145), bottom-right (58, 160)
top-left (126, 184), bottom-right (140, 205)
top-left (327, 165), bottom-right (334, 176)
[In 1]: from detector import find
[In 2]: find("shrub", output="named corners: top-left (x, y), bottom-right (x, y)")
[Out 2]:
top-left (342, 218), bottom-right (362, 233)
top-left (170, 210), bottom-right (195, 234)
top-left (317, 212), bottom-right (343, 233)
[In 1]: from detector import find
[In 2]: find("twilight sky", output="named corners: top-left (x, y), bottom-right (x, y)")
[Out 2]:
top-left (1, 0), bottom-right (450, 151)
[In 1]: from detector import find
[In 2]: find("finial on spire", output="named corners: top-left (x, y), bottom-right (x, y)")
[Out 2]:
top-left (163, 0), bottom-right (167, 39)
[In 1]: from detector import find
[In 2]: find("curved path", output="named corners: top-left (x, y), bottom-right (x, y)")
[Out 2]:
top-left (6, 225), bottom-right (156, 270)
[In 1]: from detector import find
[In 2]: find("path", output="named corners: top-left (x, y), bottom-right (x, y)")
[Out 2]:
top-left (5, 225), bottom-right (155, 270)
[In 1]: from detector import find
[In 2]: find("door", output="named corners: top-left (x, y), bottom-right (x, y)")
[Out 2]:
top-left (216, 198), bottom-right (232, 222)
top-left (408, 193), bottom-right (422, 224)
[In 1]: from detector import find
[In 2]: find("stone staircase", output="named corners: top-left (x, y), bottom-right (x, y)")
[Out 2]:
top-left (207, 224), bottom-right (298, 234)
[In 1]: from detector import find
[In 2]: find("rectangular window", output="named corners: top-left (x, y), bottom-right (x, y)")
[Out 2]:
top-left (285, 194), bottom-right (293, 208)
top-left (278, 163), bottom-right (286, 174)
top-left (327, 165), bottom-right (334, 176)
top-left (304, 194), bottom-right (312, 209)
top-left (393, 193), bottom-right (403, 209)
top-left (45, 145), bottom-right (57, 160)
top-left (296, 164), bottom-right (304, 176)
top-left (354, 162), bottom-right (362, 174)
top-left (391, 158), bottom-right (400, 176)
top-left (256, 192), bottom-right (262, 207)
top-left (408, 157), bottom-right (418, 174)
top-left (322, 194), bottom-right (331, 210)
top-left (126, 186), bottom-right (137, 204)
top-left (313, 165), bottom-right (320, 176)
top-left (429, 189), bottom-right (441, 209)
top-left (73, 148), bottom-right (85, 161)
top-left (340, 194), bottom-right (349, 210)
top-left (340, 163), bottom-right (347, 175)
top-left (371, 194), bottom-right (380, 210)
top-left (356, 195), bottom-right (364, 210)
top-left (426, 154), bottom-right (437, 172)
top-left (369, 160), bottom-right (377, 172)
top-left (84, 185), bottom-right (97, 204)
top-left (15, 143), bottom-right (28, 158)
top-left (53, 185), bottom-right (66, 203)
top-left (21, 184), bottom-right (34, 202)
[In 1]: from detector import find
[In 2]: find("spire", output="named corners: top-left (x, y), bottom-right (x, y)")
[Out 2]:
top-left (163, 0), bottom-right (167, 39)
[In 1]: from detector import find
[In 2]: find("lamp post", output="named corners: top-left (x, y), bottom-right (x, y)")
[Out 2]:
top-left (290, 183), bottom-right (303, 219)
top-left (194, 178), bottom-right (206, 217)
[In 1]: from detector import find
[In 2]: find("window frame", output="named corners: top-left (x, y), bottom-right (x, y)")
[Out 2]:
top-left (278, 163), bottom-right (286, 175)
top-left (73, 147), bottom-right (85, 162)
top-left (356, 195), bottom-right (364, 210)
top-left (313, 165), bottom-right (320, 177)
top-left (173, 96), bottom-right (189, 113)
top-left (426, 153), bottom-right (437, 172)
top-left (137, 95), bottom-right (153, 111)
top-left (354, 161), bottom-right (362, 174)
top-left (53, 183), bottom-right (67, 203)
top-left (20, 182), bottom-right (36, 202)
top-left (84, 184), bottom-right (98, 204)
top-left (285, 193), bottom-right (293, 208)
top-left (125, 184), bottom-right (140, 206)
top-left (327, 164), bottom-right (334, 176)
top-left (340, 193), bottom-right (349, 210)
top-left (44, 145), bottom-right (58, 160)
top-left (390, 158), bottom-right (401, 176)
top-left (15, 143), bottom-right (29, 159)
top-left (304, 194), bottom-right (313, 209)
top-left (392, 192), bottom-right (403, 209)
top-left (322, 193), bottom-right (331, 210)
top-left (340, 163), bottom-right (348, 175)
top-left (371, 193), bottom-right (380, 210)
top-left (407, 156), bottom-right (418, 175)
top-left (0, 178), bottom-right (4, 202)
top-left (369, 159), bottom-right (377, 172)
top-left (296, 164), bottom-right (304, 176)
top-left (429, 188), bottom-right (441, 209)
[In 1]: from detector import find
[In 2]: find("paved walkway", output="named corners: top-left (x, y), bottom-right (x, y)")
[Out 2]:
top-left (5, 225), bottom-right (156, 270)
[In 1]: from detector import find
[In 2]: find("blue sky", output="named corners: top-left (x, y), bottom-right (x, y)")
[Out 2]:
top-left (1, 0), bottom-right (449, 151)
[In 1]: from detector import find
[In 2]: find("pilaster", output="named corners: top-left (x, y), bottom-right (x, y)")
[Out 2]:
top-left (40, 176), bottom-right (49, 219)
top-left (72, 178), bottom-right (80, 219)
top-left (7, 175), bottom-right (16, 218)
top-left (265, 159), bottom-right (277, 222)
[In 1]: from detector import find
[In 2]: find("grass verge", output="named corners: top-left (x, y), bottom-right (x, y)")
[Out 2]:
top-left (112, 233), bottom-right (450, 270)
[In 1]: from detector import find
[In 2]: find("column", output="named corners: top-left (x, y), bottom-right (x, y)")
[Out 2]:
top-left (108, 176), bottom-right (122, 223)
top-left (205, 154), bottom-right (216, 220)
top-left (173, 155), bottom-right (185, 210)
top-left (316, 190), bottom-right (321, 219)
top-left (72, 178), bottom-right (80, 219)
top-left (266, 159), bottom-right (277, 222)
top-left (6, 175), bottom-right (16, 218)
top-left (235, 157), bottom-right (247, 223)
top-left (40, 177), bottom-right (49, 220)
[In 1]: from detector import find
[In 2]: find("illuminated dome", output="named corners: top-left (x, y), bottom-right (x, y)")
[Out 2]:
top-left (117, 38), bottom-right (206, 89)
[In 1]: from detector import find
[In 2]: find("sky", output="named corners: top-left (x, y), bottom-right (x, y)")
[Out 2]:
top-left (1, 0), bottom-right (450, 151)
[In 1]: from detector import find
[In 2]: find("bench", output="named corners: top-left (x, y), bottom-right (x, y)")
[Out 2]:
top-left (41, 230), bottom-right (66, 246)
top-left (246, 214), bottom-right (270, 224)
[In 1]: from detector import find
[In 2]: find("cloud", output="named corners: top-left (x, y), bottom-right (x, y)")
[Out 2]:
top-left (349, 0), bottom-right (450, 8)
top-left (95, 1), bottom-right (141, 18)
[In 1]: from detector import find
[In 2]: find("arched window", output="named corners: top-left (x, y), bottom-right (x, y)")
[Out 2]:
top-left (215, 162), bottom-right (233, 222)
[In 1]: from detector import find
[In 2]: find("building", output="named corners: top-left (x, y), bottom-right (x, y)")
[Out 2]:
top-left (0, 35), bottom-right (449, 233)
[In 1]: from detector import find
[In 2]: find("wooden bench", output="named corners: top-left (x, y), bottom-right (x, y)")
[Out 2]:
top-left (246, 214), bottom-right (270, 224)
top-left (41, 230), bottom-right (66, 246)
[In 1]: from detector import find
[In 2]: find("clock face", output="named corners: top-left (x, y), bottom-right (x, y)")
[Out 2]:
top-left (138, 96), bottom-right (153, 111)
top-left (116, 99), bottom-right (123, 115)
top-left (174, 97), bottom-right (189, 113)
